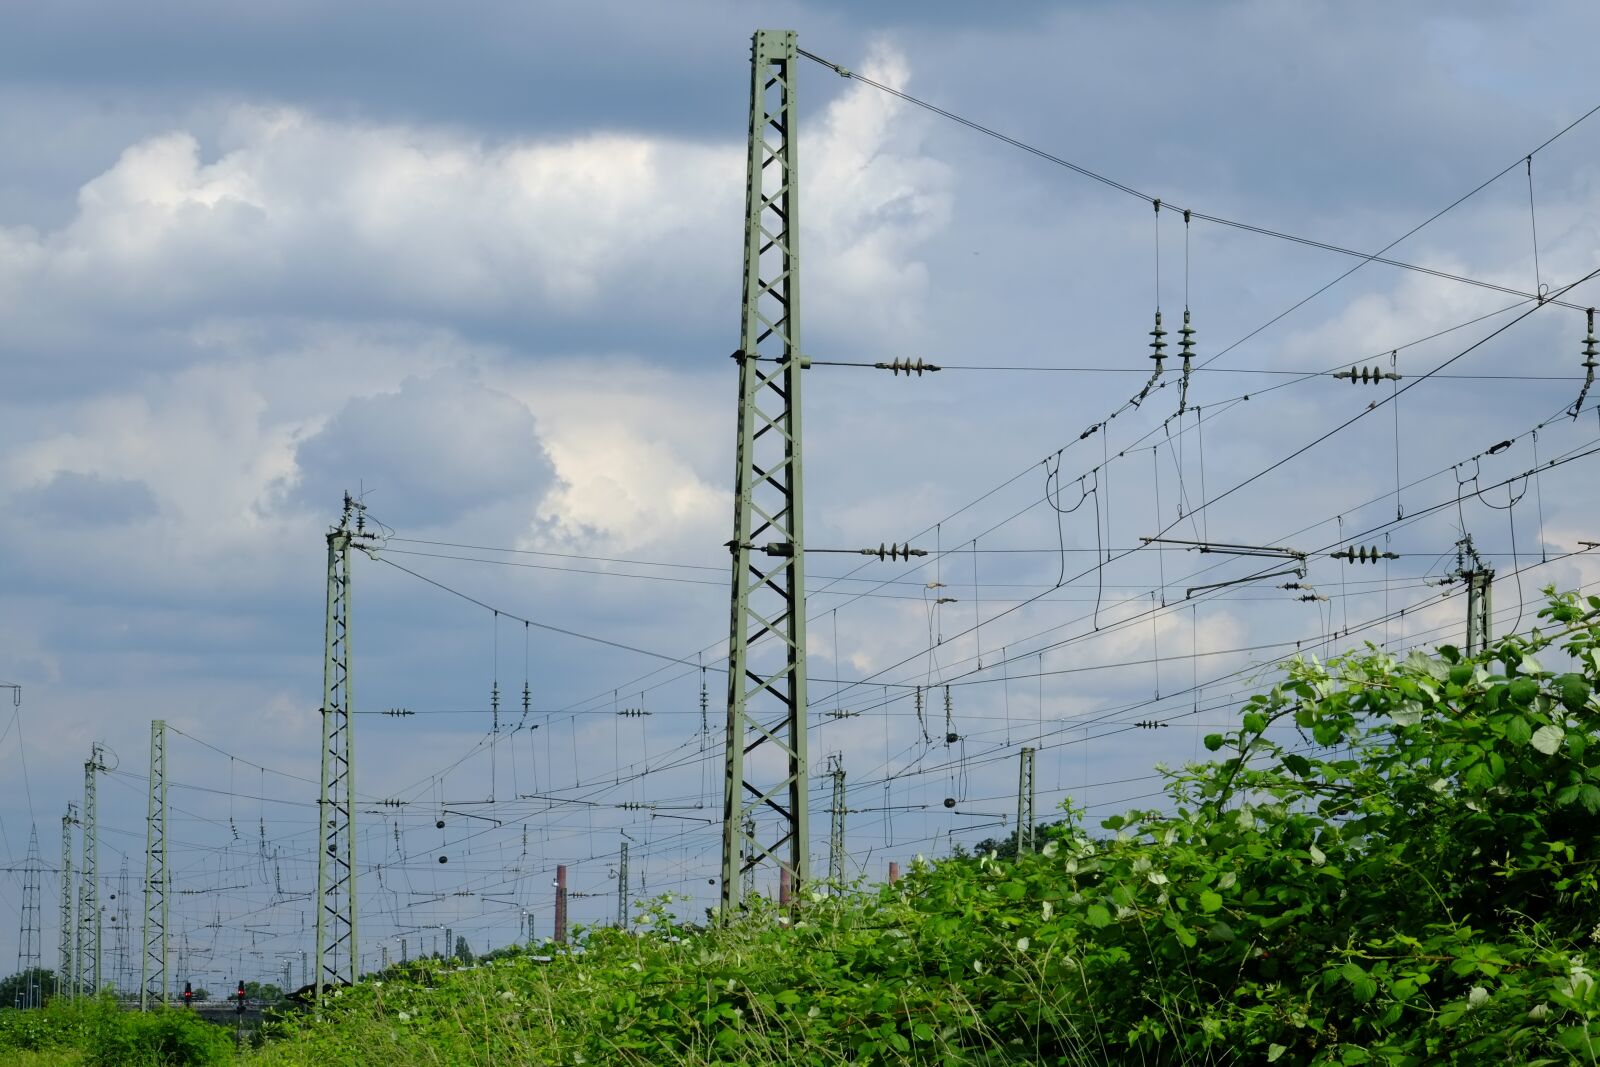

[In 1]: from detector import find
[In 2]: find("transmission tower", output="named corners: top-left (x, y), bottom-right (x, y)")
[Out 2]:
top-left (316, 495), bottom-right (370, 1000)
top-left (1456, 536), bottom-right (1495, 655)
top-left (1016, 747), bottom-right (1036, 856)
top-left (79, 742), bottom-right (106, 994)
top-left (827, 755), bottom-right (846, 892)
top-left (616, 840), bottom-right (630, 927)
top-left (741, 815), bottom-right (757, 900)
top-left (59, 803), bottom-right (75, 999)
top-left (141, 719), bottom-right (169, 1010)
top-left (721, 27), bottom-right (811, 915)
top-left (114, 857), bottom-right (130, 992)
top-left (14, 826), bottom-right (42, 1008)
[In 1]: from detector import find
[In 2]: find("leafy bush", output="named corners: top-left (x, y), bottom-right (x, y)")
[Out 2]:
top-left (247, 591), bottom-right (1600, 1065)
top-left (2, 995), bottom-right (233, 1067)
top-left (85, 1005), bottom-right (234, 1067)
top-left (0, 996), bottom-right (107, 1053)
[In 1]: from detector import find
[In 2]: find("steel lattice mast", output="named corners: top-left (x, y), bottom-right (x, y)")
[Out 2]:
top-left (1016, 747), bottom-right (1037, 856)
top-left (721, 27), bottom-right (811, 915)
top-left (827, 755), bottom-right (845, 892)
top-left (141, 719), bottom-right (169, 1010)
top-left (316, 494), bottom-right (367, 1000)
top-left (15, 826), bottom-right (42, 1008)
top-left (616, 839), bottom-right (629, 927)
top-left (114, 856), bottom-right (130, 992)
top-left (79, 742), bottom-right (105, 995)
top-left (59, 803), bottom-right (75, 999)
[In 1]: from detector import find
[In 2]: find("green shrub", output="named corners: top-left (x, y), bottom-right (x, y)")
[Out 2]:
top-left (244, 590), bottom-right (1600, 1065)
top-left (86, 1006), bottom-right (233, 1067)
top-left (0, 997), bottom-right (108, 1053)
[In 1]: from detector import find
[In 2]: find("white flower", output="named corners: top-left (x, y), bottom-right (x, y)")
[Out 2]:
top-left (396, 1011), bottom-right (411, 1021)
top-left (1562, 957), bottom-right (1595, 998)
top-left (373, 981), bottom-right (383, 988)
top-left (973, 959), bottom-right (985, 974)
top-left (499, 990), bottom-right (515, 1001)
top-left (1147, 871), bottom-right (1170, 886)
top-left (1015, 937), bottom-right (1030, 953)
top-left (1041, 840), bottom-right (1059, 858)
top-left (726, 978), bottom-right (737, 992)
top-left (1308, 845), bottom-right (1326, 867)
top-left (628, 961), bottom-right (642, 972)
top-left (1589, 924), bottom-right (1600, 944)
top-left (1529, 1003), bottom-right (1550, 1020)
top-left (1468, 986), bottom-right (1489, 1008)
top-left (807, 1005), bottom-right (820, 1019)
top-left (1132, 856), bottom-right (1152, 875)
top-left (1217, 872), bottom-right (1237, 891)
top-left (1115, 905), bottom-right (1135, 921)
top-left (1041, 901), bottom-right (1054, 921)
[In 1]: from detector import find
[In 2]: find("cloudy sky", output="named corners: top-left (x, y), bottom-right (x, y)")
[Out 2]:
top-left (6, 0), bottom-right (1600, 991)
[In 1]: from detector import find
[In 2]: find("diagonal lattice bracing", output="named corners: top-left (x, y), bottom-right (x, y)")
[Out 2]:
top-left (141, 720), bottom-right (168, 1010)
top-left (315, 494), bottom-right (366, 1000)
top-left (722, 29), bottom-right (811, 914)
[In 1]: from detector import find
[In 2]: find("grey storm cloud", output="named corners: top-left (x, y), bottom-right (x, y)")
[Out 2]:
top-left (12, 470), bottom-right (158, 524)
top-left (292, 372), bottom-right (559, 528)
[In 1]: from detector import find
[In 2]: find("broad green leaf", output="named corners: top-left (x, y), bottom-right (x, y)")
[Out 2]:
top-left (1085, 904), bottom-right (1111, 928)
top-left (1242, 712), bottom-right (1267, 734)
top-left (1267, 1045), bottom-right (1287, 1063)
top-left (1506, 714), bottom-right (1533, 747)
top-left (1559, 673), bottom-right (1592, 710)
top-left (1531, 724), bottom-right (1564, 755)
top-left (1203, 733), bottom-right (1224, 752)
top-left (1508, 678), bottom-right (1539, 705)
top-left (1199, 890), bottom-right (1223, 913)
top-left (1388, 703), bottom-right (1423, 727)
top-left (1340, 962), bottom-right (1377, 1003)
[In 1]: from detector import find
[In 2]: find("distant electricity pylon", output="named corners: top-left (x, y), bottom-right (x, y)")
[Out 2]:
top-left (14, 826), bottom-right (42, 1008)
top-left (59, 803), bottom-right (76, 998)
top-left (79, 742), bottom-right (107, 995)
top-left (141, 719), bottom-right (169, 1010)
top-left (316, 494), bottom-right (372, 1001)
top-left (828, 756), bottom-right (846, 893)
top-left (1016, 748), bottom-right (1036, 856)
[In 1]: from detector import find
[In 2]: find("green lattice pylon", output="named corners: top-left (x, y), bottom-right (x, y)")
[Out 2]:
top-left (721, 29), bottom-right (811, 915)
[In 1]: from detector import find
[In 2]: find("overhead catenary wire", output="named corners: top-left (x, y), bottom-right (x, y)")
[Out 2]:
top-left (797, 46), bottom-right (1597, 316)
